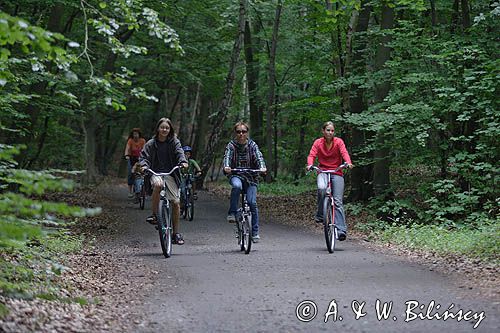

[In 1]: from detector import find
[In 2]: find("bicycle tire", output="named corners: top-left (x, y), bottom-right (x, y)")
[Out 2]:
top-left (242, 212), bottom-right (252, 254)
top-left (187, 190), bottom-right (194, 221)
top-left (323, 197), bottom-right (336, 253)
top-left (158, 200), bottom-right (172, 258)
top-left (139, 186), bottom-right (146, 210)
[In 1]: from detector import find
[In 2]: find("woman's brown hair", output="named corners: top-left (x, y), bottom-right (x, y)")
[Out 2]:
top-left (128, 128), bottom-right (143, 139)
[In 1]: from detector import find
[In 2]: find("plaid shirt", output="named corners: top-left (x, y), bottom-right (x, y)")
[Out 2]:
top-left (223, 139), bottom-right (266, 184)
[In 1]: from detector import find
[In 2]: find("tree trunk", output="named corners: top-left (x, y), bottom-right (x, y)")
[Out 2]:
top-left (430, 0), bottom-right (437, 28)
top-left (83, 28), bottom-right (134, 181)
top-left (451, 0), bottom-right (460, 32)
top-left (82, 115), bottom-right (98, 184)
top-left (178, 89), bottom-right (189, 143)
top-left (348, 1), bottom-right (373, 202)
top-left (265, 0), bottom-right (282, 182)
top-left (372, 4), bottom-right (394, 197)
top-left (194, 95), bottom-right (210, 156)
top-left (189, 82), bottom-right (202, 146)
top-left (200, 0), bottom-right (247, 177)
top-left (461, 0), bottom-right (471, 29)
top-left (169, 86), bottom-right (183, 120)
top-left (244, 19), bottom-right (263, 145)
top-left (19, 4), bottom-right (66, 167)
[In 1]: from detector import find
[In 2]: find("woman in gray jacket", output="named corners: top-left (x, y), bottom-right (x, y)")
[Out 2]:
top-left (140, 118), bottom-right (188, 245)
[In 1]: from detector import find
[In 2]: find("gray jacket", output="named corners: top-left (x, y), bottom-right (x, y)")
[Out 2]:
top-left (139, 136), bottom-right (187, 186)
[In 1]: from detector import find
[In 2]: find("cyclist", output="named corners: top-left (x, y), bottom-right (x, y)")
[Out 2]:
top-left (131, 161), bottom-right (145, 203)
top-left (181, 145), bottom-right (202, 200)
top-left (306, 121), bottom-right (353, 241)
top-left (140, 118), bottom-right (188, 245)
top-left (124, 128), bottom-right (146, 198)
top-left (223, 121), bottom-right (266, 243)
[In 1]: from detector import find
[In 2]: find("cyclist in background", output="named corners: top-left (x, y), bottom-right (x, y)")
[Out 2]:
top-left (306, 121), bottom-right (353, 241)
top-left (181, 145), bottom-right (202, 200)
top-left (223, 121), bottom-right (266, 243)
top-left (124, 128), bottom-right (146, 198)
top-left (140, 118), bottom-right (188, 245)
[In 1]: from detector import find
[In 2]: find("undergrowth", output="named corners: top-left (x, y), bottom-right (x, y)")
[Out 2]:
top-left (0, 230), bottom-right (86, 318)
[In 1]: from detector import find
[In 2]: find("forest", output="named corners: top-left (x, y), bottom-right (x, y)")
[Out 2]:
top-left (0, 0), bottom-right (498, 292)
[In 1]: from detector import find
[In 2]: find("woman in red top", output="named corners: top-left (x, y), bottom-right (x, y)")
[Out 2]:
top-left (306, 121), bottom-right (353, 240)
top-left (124, 128), bottom-right (146, 198)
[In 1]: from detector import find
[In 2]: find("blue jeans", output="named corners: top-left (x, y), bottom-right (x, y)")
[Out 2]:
top-left (316, 174), bottom-right (347, 235)
top-left (134, 176), bottom-right (144, 194)
top-left (127, 159), bottom-right (134, 186)
top-left (228, 176), bottom-right (259, 236)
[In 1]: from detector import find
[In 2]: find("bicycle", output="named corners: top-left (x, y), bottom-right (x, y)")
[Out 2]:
top-left (308, 163), bottom-right (349, 253)
top-left (229, 169), bottom-right (262, 254)
top-left (133, 172), bottom-right (146, 210)
top-left (180, 173), bottom-right (196, 221)
top-left (144, 165), bottom-right (181, 258)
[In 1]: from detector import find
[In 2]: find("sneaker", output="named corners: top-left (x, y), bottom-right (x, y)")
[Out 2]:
top-left (252, 235), bottom-right (260, 243)
top-left (146, 214), bottom-right (157, 225)
top-left (337, 233), bottom-right (346, 241)
top-left (128, 193), bottom-right (134, 199)
top-left (227, 215), bottom-right (236, 223)
top-left (173, 233), bottom-right (184, 245)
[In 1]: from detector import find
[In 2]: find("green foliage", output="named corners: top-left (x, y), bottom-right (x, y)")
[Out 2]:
top-left (0, 144), bottom-right (97, 302)
top-left (258, 174), bottom-right (316, 196)
top-left (0, 145), bottom-right (99, 249)
top-left (377, 221), bottom-right (500, 261)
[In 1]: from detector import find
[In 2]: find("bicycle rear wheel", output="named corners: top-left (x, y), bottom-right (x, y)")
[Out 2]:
top-left (187, 190), bottom-right (194, 221)
top-left (323, 197), bottom-right (336, 253)
top-left (158, 200), bottom-right (173, 258)
top-left (241, 213), bottom-right (252, 254)
top-left (180, 193), bottom-right (186, 219)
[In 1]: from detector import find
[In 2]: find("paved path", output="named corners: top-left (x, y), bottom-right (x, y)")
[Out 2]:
top-left (107, 186), bottom-right (499, 333)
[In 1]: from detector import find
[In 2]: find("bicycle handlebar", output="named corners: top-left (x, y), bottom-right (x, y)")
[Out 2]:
top-left (230, 168), bottom-right (263, 173)
top-left (144, 165), bottom-right (181, 177)
top-left (308, 162), bottom-right (349, 174)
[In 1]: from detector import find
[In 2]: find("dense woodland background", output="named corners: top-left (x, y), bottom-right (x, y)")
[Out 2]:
top-left (0, 1), bottom-right (498, 253)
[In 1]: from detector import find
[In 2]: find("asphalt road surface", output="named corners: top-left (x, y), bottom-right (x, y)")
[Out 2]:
top-left (107, 186), bottom-right (499, 333)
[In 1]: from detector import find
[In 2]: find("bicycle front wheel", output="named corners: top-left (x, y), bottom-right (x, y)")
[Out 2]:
top-left (323, 197), bottom-right (336, 253)
top-left (158, 200), bottom-right (172, 258)
top-left (241, 213), bottom-right (252, 254)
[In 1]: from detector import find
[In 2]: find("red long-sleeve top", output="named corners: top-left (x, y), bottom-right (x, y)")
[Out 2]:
top-left (307, 137), bottom-right (352, 176)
